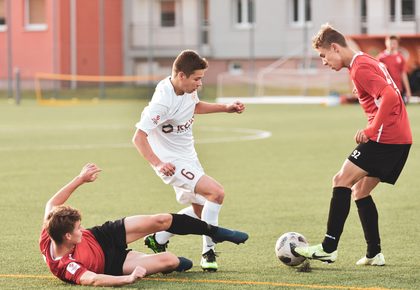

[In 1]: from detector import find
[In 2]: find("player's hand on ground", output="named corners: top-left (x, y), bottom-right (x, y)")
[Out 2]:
top-left (128, 265), bottom-right (147, 283)
top-left (354, 129), bottom-right (369, 144)
top-left (157, 162), bottom-right (176, 176)
top-left (78, 163), bottom-right (102, 183)
top-left (226, 101), bottom-right (245, 114)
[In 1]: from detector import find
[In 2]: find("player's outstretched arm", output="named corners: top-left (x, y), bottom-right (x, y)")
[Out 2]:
top-left (79, 267), bottom-right (146, 287)
top-left (194, 101), bottom-right (245, 114)
top-left (43, 163), bottom-right (101, 222)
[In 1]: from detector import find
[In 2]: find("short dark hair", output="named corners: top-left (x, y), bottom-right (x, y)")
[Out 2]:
top-left (313, 23), bottom-right (348, 49)
top-left (387, 35), bottom-right (400, 42)
top-left (44, 205), bottom-right (81, 244)
top-left (173, 50), bottom-right (208, 77)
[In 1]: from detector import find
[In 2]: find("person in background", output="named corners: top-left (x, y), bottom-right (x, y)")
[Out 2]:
top-left (378, 35), bottom-right (412, 104)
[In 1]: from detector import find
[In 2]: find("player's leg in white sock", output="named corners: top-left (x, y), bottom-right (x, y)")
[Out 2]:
top-left (201, 201), bottom-right (222, 254)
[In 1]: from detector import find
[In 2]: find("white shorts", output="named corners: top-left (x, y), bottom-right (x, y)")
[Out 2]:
top-left (154, 159), bottom-right (207, 205)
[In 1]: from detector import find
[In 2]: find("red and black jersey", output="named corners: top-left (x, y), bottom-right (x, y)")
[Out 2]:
top-left (39, 228), bottom-right (105, 284)
top-left (349, 52), bottom-right (412, 144)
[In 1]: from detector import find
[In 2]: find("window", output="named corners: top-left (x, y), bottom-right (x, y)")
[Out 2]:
top-left (360, 0), bottom-right (367, 34)
top-left (401, 0), bottom-right (415, 21)
top-left (290, 0), bottom-right (312, 25)
top-left (390, 0), bottom-right (396, 21)
top-left (234, 0), bottom-right (255, 28)
top-left (25, 0), bottom-right (47, 30)
top-left (0, 0), bottom-right (6, 30)
top-left (390, 0), bottom-right (415, 22)
top-left (201, 0), bottom-right (209, 45)
top-left (161, 0), bottom-right (176, 27)
top-left (228, 62), bottom-right (243, 75)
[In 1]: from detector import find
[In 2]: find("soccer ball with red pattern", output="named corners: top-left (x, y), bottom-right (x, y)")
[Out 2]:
top-left (275, 232), bottom-right (308, 266)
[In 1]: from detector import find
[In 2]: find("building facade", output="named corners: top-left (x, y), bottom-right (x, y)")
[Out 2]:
top-left (0, 0), bottom-right (122, 89)
top-left (124, 0), bottom-right (420, 84)
top-left (1, 0), bottom-right (419, 89)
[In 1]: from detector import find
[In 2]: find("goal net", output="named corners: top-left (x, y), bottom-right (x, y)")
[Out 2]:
top-left (34, 73), bottom-right (163, 105)
top-left (256, 68), bottom-right (351, 97)
top-left (217, 68), bottom-right (350, 99)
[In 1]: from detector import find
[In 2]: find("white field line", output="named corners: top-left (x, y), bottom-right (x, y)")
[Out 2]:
top-left (0, 127), bottom-right (272, 152)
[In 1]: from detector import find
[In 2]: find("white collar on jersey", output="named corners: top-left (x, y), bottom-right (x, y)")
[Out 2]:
top-left (50, 242), bottom-right (63, 261)
top-left (350, 51), bottom-right (364, 68)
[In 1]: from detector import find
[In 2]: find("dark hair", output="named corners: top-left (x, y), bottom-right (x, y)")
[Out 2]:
top-left (44, 205), bottom-right (81, 244)
top-left (387, 35), bottom-right (400, 42)
top-left (313, 23), bottom-right (348, 49)
top-left (173, 50), bottom-right (208, 77)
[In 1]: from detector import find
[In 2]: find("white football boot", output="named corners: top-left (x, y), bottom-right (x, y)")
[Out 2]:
top-left (356, 253), bottom-right (385, 266)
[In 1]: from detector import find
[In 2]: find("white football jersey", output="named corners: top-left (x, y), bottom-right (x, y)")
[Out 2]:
top-left (136, 77), bottom-right (200, 161)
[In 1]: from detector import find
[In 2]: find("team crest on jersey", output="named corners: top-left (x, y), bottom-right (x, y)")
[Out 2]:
top-left (152, 115), bottom-right (161, 125)
top-left (191, 92), bottom-right (198, 102)
top-left (66, 262), bottom-right (81, 275)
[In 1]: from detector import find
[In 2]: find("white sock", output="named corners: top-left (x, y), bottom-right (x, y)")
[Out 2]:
top-left (201, 201), bottom-right (222, 254)
top-left (155, 206), bottom-right (199, 245)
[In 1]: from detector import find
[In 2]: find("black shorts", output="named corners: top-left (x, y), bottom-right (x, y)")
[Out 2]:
top-left (347, 140), bottom-right (411, 184)
top-left (88, 218), bottom-right (131, 276)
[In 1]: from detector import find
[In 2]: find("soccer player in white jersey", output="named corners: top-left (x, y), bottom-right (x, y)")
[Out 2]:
top-left (132, 50), bottom-right (245, 271)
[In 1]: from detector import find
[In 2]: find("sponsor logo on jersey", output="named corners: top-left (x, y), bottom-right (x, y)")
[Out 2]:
top-left (177, 117), bottom-right (194, 133)
top-left (161, 117), bottom-right (195, 134)
top-left (66, 262), bottom-right (81, 275)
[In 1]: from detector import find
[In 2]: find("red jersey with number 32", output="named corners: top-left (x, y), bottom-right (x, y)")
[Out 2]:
top-left (349, 52), bottom-right (412, 144)
top-left (39, 228), bottom-right (105, 284)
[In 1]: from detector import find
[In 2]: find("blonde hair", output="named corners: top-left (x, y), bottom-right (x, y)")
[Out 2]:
top-left (312, 23), bottom-right (348, 49)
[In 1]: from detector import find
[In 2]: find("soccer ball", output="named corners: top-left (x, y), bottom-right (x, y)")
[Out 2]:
top-left (275, 232), bottom-right (308, 266)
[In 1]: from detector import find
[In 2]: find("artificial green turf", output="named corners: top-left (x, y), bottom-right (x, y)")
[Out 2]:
top-left (0, 99), bottom-right (419, 289)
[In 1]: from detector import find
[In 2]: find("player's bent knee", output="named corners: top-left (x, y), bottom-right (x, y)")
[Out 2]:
top-left (153, 214), bottom-right (172, 231)
top-left (332, 172), bottom-right (342, 186)
top-left (210, 186), bottom-right (225, 203)
top-left (332, 171), bottom-right (352, 188)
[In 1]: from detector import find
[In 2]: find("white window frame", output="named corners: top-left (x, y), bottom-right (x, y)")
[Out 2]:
top-left (390, 0), bottom-right (415, 22)
top-left (234, 0), bottom-right (255, 29)
top-left (289, 0), bottom-right (312, 28)
top-left (25, 0), bottom-right (48, 31)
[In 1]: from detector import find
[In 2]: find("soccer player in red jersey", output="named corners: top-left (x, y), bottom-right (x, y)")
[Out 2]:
top-left (295, 24), bottom-right (412, 266)
top-left (378, 35), bottom-right (412, 104)
top-left (40, 163), bottom-right (248, 286)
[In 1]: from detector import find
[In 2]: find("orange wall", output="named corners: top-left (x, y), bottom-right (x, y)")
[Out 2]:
top-left (350, 35), bottom-right (420, 73)
top-left (0, 24), bottom-right (7, 79)
top-left (0, 0), bottom-right (54, 80)
top-left (73, 0), bottom-right (122, 76)
top-left (104, 0), bottom-right (122, 76)
top-left (59, 0), bottom-right (71, 75)
top-left (0, 0), bottom-right (122, 81)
